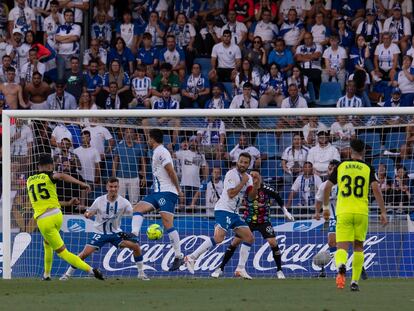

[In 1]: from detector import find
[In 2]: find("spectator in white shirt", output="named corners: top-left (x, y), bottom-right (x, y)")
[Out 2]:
top-left (197, 117), bottom-right (226, 160)
top-left (383, 3), bottom-right (411, 53)
top-left (330, 115), bottom-right (356, 159)
top-left (55, 9), bottom-right (81, 79)
top-left (202, 167), bottom-right (223, 217)
top-left (20, 48), bottom-right (45, 85)
top-left (295, 32), bottom-right (323, 98)
top-left (279, 0), bottom-right (306, 22)
top-left (73, 129), bottom-right (101, 185)
top-left (281, 132), bottom-right (309, 183)
top-left (307, 130), bottom-right (341, 178)
top-left (391, 54), bottom-right (414, 106)
top-left (46, 80), bottom-right (78, 110)
top-left (322, 34), bottom-right (348, 90)
top-left (210, 29), bottom-right (242, 83)
top-left (374, 32), bottom-right (401, 82)
top-left (59, 0), bottom-right (90, 24)
top-left (11, 119), bottom-right (33, 158)
top-left (285, 161), bottom-right (322, 209)
top-left (220, 10), bottom-right (248, 48)
top-left (388, 0), bottom-right (412, 20)
top-left (51, 122), bottom-right (72, 149)
top-left (43, 1), bottom-right (64, 51)
top-left (229, 82), bottom-right (259, 109)
top-left (175, 136), bottom-right (209, 209)
top-left (336, 80), bottom-right (363, 108)
top-left (310, 12), bottom-right (330, 47)
top-left (8, 0), bottom-right (36, 37)
top-left (228, 133), bottom-right (261, 169)
top-left (281, 84), bottom-right (308, 108)
top-left (302, 116), bottom-right (328, 147)
top-left (279, 8), bottom-right (305, 50)
top-left (249, 9), bottom-right (278, 49)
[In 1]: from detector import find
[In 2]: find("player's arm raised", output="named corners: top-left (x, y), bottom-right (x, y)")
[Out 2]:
top-left (371, 181), bottom-right (388, 226)
top-left (53, 172), bottom-right (91, 192)
top-left (227, 173), bottom-right (250, 199)
top-left (264, 184), bottom-right (294, 221)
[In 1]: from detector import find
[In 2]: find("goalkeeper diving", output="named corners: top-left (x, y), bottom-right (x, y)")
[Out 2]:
top-left (26, 154), bottom-right (104, 280)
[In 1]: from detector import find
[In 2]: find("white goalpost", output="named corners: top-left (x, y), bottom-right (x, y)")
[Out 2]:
top-left (2, 108), bottom-right (414, 279)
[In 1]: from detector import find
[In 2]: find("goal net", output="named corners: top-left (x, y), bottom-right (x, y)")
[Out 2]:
top-left (2, 108), bottom-right (414, 279)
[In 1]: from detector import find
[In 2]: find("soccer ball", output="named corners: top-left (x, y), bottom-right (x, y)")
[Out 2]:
top-left (312, 251), bottom-right (331, 267)
top-left (146, 224), bottom-right (163, 240)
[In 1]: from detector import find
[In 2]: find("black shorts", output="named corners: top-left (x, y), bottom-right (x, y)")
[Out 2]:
top-left (248, 221), bottom-right (276, 239)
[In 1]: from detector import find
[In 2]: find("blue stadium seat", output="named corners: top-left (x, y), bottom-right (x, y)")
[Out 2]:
top-left (226, 132), bottom-right (240, 150)
top-left (222, 82), bottom-right (234, 99)
top-left (358, 132), bottom-right (382, 156)
top-left (261, 159), bottom-right (278, 181)
top-left (372, 157), bottom-right (395, 178)
top-left (259, 116), bottom-right (278, 129)
top-left (194, 58), bottom-right (212, 77)
top-left (384, 132), bottom-right (406, 151)
top-left (307, 81), bottom-right (316, 103)
top-left (401, 160), bottom-right (414, 173)
top-left (256, 132), bottom-right (278, 158)
top-left (278, 132), bottom-right (293, 156)
top-left (317, 82), bottom-right (342, 107)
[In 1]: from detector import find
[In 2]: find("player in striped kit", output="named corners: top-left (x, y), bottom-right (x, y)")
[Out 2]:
top-left (314, 160), bottom-right (367, 279)
top-left (60, 177), bottom-right (148, 280)
top-left (211, 169), bottom-right (294, 279)
top-left (130, 65), bottom-right (151, 108)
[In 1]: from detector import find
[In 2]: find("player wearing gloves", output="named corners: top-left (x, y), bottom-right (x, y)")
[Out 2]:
top-left (211, 169), bottom-right (294, 279)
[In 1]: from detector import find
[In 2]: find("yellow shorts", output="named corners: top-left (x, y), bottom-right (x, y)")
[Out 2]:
top-left (336, 213), bottom-right (368, 243)
top-left (36, 210), bottom-right (65, 250)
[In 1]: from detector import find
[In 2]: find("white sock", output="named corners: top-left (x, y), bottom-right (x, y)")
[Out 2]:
top-left (136, 262), bottom-right (143, 274)
top-left (237, 243), bottom-right (251, 270)
top-left (167, 228), bottom-right (183, 258)
top-left (191, 237), bottom-right (215, 260)
top-left (43, 272), bottom-right (50, 278)
top-left (66, 266), bottom-right (76, 276)
top-left (132, 213), bottom-right (144, 236)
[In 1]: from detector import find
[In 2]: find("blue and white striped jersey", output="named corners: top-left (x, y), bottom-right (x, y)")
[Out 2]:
top-left (132, 76), bottom-right (151, 97)
top-left (88, 195), bottom-right (132, 234)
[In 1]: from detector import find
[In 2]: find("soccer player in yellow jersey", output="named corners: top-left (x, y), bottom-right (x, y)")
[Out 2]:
top-left (323, 139), bottom-right (388, 291)
top-left (26, 153), bottom-right (104, 281)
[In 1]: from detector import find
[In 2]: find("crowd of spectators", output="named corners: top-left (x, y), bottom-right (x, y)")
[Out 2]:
top-left (1, 0), bottom-right (414, 231)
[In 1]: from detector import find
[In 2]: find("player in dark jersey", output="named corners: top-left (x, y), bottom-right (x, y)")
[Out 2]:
top-left (211, 169), bottom-right (295, 279)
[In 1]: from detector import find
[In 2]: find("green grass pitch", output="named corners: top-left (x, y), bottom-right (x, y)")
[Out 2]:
top-left (1, 278), bottom-right (413, 311)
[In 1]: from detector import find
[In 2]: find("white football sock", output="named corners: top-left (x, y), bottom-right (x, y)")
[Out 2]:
top-left (167, 228), bottom-right (182, 258)
top-left (237, 243), bottom-right (251, 270)
top-left (131, 213), bottom-right (144, 236)
top-left (191, 238), bottom-right (215, 260)
top-left (65, 266), bottom-right (76, 277)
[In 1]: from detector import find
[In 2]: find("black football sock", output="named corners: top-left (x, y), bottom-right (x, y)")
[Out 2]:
top-left (220, 245), bottom-right (237, 270)
top-left (272, 245), bottom-right (282, 271)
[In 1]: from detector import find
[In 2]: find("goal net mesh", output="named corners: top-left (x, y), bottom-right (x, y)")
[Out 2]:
top-left (2, 111), bottom-right (414, 278)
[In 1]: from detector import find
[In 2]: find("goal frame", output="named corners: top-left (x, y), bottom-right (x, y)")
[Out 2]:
top-left (2, 107), bottom-right (414, 279)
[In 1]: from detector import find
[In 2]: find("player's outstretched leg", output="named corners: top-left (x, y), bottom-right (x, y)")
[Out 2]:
top-left (233, 227), bottom-right (254, 280)
top-left (56, 246), bottom-right (104, 280)
top-left (186, 226), bottom-right (225, 274)
top-left (60, 245), bottom-right (96, 281)
top-left (42, 241), bottom-right (53, 281)
top-left (212, 238), bottom-right (241, 278)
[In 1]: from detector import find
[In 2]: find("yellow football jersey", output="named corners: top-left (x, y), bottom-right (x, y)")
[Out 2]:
top-left (26, 172), bottom-right (60, 219)
top-left (329, 160), bottom-right (376, 216)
